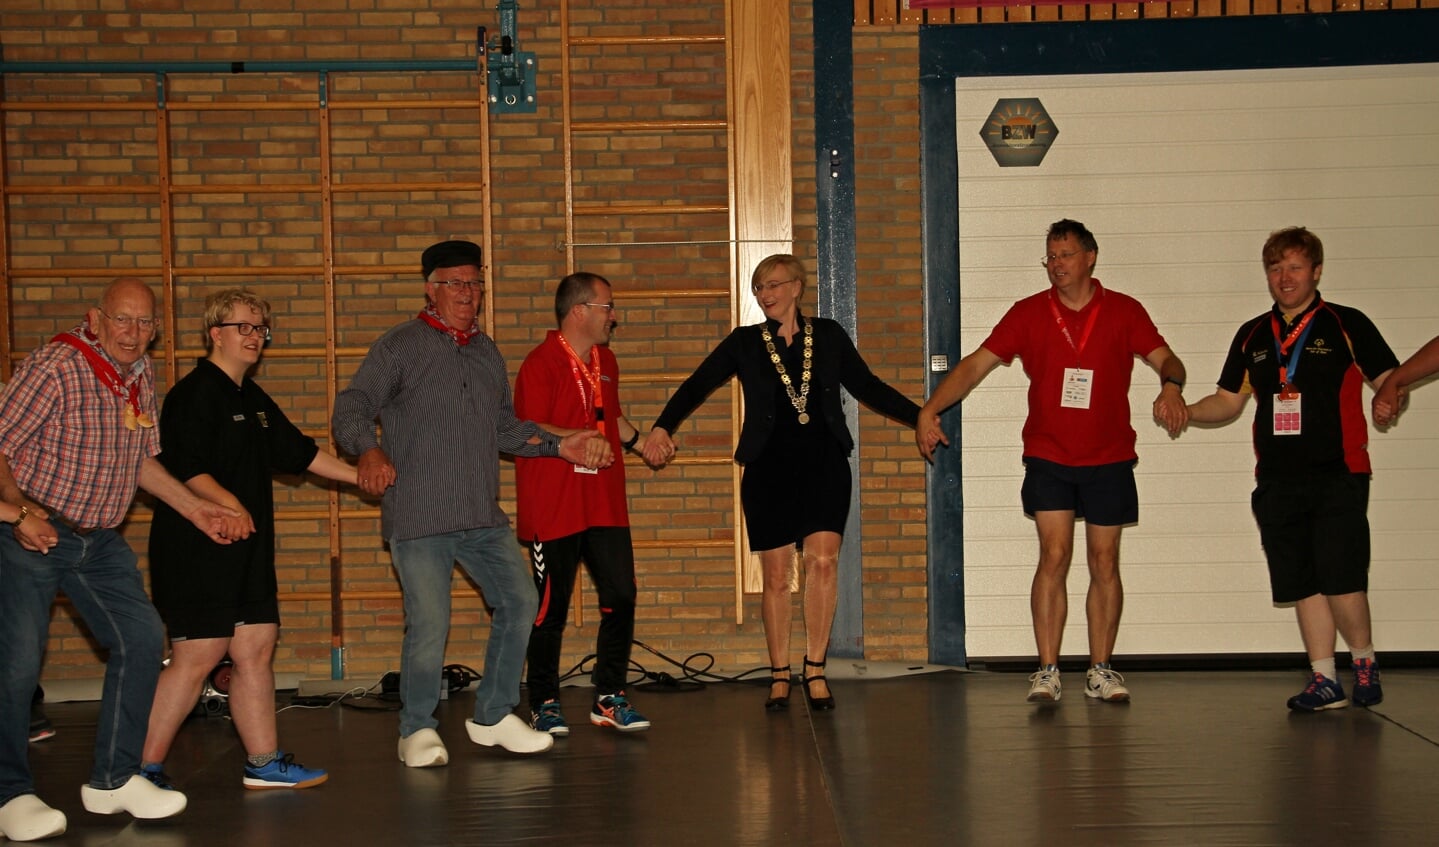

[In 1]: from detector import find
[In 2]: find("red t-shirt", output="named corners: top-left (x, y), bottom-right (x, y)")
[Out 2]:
top-left (514, 330), bottom-right (629, 542)
top-left (981, 280), bottom-right (1167, 467)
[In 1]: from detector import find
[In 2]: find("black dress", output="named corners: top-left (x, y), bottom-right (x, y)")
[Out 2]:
top-left (652, 312), bottom-right (919, 552)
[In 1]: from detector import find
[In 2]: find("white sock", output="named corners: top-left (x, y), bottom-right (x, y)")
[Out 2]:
top-left (1310, 657), bottom-right (1337, 680)
top-left (1350, 645), bottom-right (1376, 664)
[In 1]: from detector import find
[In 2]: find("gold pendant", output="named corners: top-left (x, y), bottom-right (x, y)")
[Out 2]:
top-left (797, 412), bottom-right (810, 425)
top-left (136, 412), bottom-right (155, 429)
top-left (123, 406), bottom-right (138, 431)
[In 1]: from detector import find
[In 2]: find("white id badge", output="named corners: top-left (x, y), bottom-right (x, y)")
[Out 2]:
top-left (1272, 394), bottom-right (1301, 435)
top-left (1061, 368), bottom-right (1094, 409)
top-left (573, 465), bottom-right (599, 475)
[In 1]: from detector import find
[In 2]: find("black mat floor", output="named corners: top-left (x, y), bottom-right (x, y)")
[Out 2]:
top-left (20, 667), bottom-right (1439, 846)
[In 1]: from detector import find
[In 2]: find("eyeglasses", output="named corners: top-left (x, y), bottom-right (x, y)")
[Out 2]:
top-left (1041, 251), bottom-right (1083, 267)
top-left (751, 278), bottom-right (796, 295)
top-left (584, 302), bottom-right (617, 313)
top-left (215, 322), bottom-right (272, 340)
top-left (432, 279), bottom-right (483, 291)
top-left (100, 309), bottom-right (158, 331)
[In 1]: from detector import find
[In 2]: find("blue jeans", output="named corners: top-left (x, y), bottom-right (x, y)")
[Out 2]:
top-left (389, 526), bottom-right (538, 737)
top-left (0, 526), bottom-right (165, 804)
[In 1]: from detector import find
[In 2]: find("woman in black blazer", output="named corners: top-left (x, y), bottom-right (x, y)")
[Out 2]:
top-left (643, 254), bottom-right (919, 712)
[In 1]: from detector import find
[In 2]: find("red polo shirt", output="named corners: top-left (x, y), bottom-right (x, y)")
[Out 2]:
top-left (982, 280), bottom-right (1168, 467)
top-left (514, 330), bottom-right (629, 542)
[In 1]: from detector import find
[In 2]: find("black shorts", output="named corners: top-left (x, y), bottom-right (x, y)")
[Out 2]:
top-left (163, 597), bottom-right (280, 641)
top-left (1251, 473), bottom-right (1371, 604)
top-left (1020, 457), bottom-right (1138, 526)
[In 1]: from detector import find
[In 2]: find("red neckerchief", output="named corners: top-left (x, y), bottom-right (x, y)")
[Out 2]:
top-left (417, 306), bottom-right (480, 346)
top-left (556, 331), bottom-right (605, 435)
top-left (49, 324), bottom-right (153, 428)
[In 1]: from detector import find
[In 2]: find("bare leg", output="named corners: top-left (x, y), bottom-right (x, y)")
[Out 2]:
top-left (1031, 511), bottom-right (1077, 667)
top-left (1084, 523), bottom-right (1124, 664)
top-left (1327, 591), bottom-right (1374, 652)
top-left (226, 623), bottom-right (279, 757)
top-left (760, 545), bottom-right (797, 700)
top-left (800, 530), bottom-right (841, 701)
top-left (1294, 593), bottom-right (1339, 662)
top-left (143, 636), bottom-right (231, 764)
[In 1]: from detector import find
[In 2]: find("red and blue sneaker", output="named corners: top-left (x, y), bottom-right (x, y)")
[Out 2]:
top-left (590, 692), bottom-right (650, 732)
top-left (1351, 658), bottom-right (1383, 707)
top-left (1286, 672), bottom-right (1349, 712)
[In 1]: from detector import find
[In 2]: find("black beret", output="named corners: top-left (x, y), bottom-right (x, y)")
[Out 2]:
top-left (421, 240), bottom-right (483, 278)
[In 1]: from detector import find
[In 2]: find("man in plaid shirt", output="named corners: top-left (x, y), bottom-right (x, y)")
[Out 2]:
top-left (0, 278), bottom-right (249, 843)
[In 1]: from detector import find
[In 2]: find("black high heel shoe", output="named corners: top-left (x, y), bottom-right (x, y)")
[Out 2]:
top-left (802, 655), bottom-right (835, 711)
top-left (765, 665), bottom-right (792, 711)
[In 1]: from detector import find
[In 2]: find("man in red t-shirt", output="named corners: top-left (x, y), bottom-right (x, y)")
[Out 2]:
top-left (917, 219), bottom-right (1189, 704)
top-left (515, 272), bottom-right (650, 735)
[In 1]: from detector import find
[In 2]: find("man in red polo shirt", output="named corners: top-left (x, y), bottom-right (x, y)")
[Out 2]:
top-left (916, 220), bottom-right (1188, 704)
top-left (515, 272), bottom-right (650, 735)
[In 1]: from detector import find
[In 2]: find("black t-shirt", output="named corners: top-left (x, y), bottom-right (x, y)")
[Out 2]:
top-left (148, 358), bottom-right (319, 612)
top-left (1218, 297), bottom-right (1396, 479)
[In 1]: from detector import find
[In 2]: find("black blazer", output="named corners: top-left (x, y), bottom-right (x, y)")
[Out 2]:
top-left (652, 313), bottom-right (919, 464)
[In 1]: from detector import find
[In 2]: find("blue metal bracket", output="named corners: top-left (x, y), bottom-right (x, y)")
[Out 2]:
top-left (484, 0), bottom-right (536, 114)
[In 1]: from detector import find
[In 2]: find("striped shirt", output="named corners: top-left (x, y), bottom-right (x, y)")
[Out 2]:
top-left (0, 330), bottom-right (159, 528)
top-left (333, 317), bottom-right (560, 541)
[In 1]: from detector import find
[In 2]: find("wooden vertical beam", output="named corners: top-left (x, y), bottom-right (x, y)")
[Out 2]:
top-left (729, 0), bottom-right (793, 603)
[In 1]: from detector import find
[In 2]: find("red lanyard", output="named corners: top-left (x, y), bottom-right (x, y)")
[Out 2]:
top-left (1270, 308), bottom-right (1317, 390)
top-left (557, 333), bottom-right (605, 435)
top-left (1048, 289), bottom-right (1102, 361)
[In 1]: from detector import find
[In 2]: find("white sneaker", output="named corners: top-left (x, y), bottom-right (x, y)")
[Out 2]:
top-left (465, 714), bottom-right (554, 754)
top-left (397, 728), bottom-right (449, 768)
top-left (80, 774), bottom-right (187, 819)
top-left (1026, 668), bottom-right (1062, 702)
top-left (0, 794), bottom-right (67, 841)
top-left (1085, 666), bottom-right (1131, 702)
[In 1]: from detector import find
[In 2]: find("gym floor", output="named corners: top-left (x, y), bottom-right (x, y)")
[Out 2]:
top-left (20, 665), bottom-right (1439, 846)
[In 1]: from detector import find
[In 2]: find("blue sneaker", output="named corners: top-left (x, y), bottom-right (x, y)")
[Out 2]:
top-left (242, 753), bottom-right (328, 790)
top-left (140, 763), bottom-right (176, 790)
top-left (1286, 672), bottom-right (1349, 712)
top-left (590, 692), bottom-right (650, 732)
top-left (1351, 658), bottom-right (1383, 707)
top-left (530, 700), bottom-right (570, 737)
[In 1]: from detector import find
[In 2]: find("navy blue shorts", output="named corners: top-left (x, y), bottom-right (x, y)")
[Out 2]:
top-left (1020, 457), bottom-right (1138, 526)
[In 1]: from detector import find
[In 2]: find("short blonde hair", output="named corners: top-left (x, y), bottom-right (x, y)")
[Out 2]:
top-left (202, 288), bottom-right (271, 352)
top-left (749, 254), bottom-right (807, 295)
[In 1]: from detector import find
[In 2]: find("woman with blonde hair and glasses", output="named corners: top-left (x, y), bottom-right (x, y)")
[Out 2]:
top-left (643, 254), bottom-right (919, 712)
top-left (142, 289), bottom-right (358, 792)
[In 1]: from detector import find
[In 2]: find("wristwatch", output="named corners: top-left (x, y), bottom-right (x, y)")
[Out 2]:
top-left (1163, 376), bottom-right (1185, 390)
top-left (11, 505), bottom-right (28, 528)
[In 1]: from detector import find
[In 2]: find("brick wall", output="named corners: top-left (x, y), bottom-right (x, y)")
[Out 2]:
top-left (850, 29), bottom-right (928, 658)
top-left (2, 1), bottom-right (931, 690)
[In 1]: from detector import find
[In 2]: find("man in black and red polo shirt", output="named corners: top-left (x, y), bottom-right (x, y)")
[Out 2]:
top-left (1187, 227), bottom-right (1397, 712)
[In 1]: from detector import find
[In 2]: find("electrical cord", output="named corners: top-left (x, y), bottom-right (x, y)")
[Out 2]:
top-left (555, 639), bottom-right (781, 694)
top-left (283, 675), bottom-right (400, 712)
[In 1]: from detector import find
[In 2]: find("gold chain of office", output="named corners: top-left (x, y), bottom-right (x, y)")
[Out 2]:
top-left (761, 319), bottom-right (814, 424)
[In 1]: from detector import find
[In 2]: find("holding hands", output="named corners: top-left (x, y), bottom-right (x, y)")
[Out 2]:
top-left (559, 429), bottom-right (614, 469)
top-left (915, 409), bottom-right (949, 463)
top-left (1372, 379), bottom-right (1407, 428)
top-left (1152, 384), bottom-right (1189, 436)
top-left (642, 427), bottom-right (677, 468)
top-left (191, 499), bottom-right (254, 545)
top-left (357, 447), bottom-right (399, 497)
